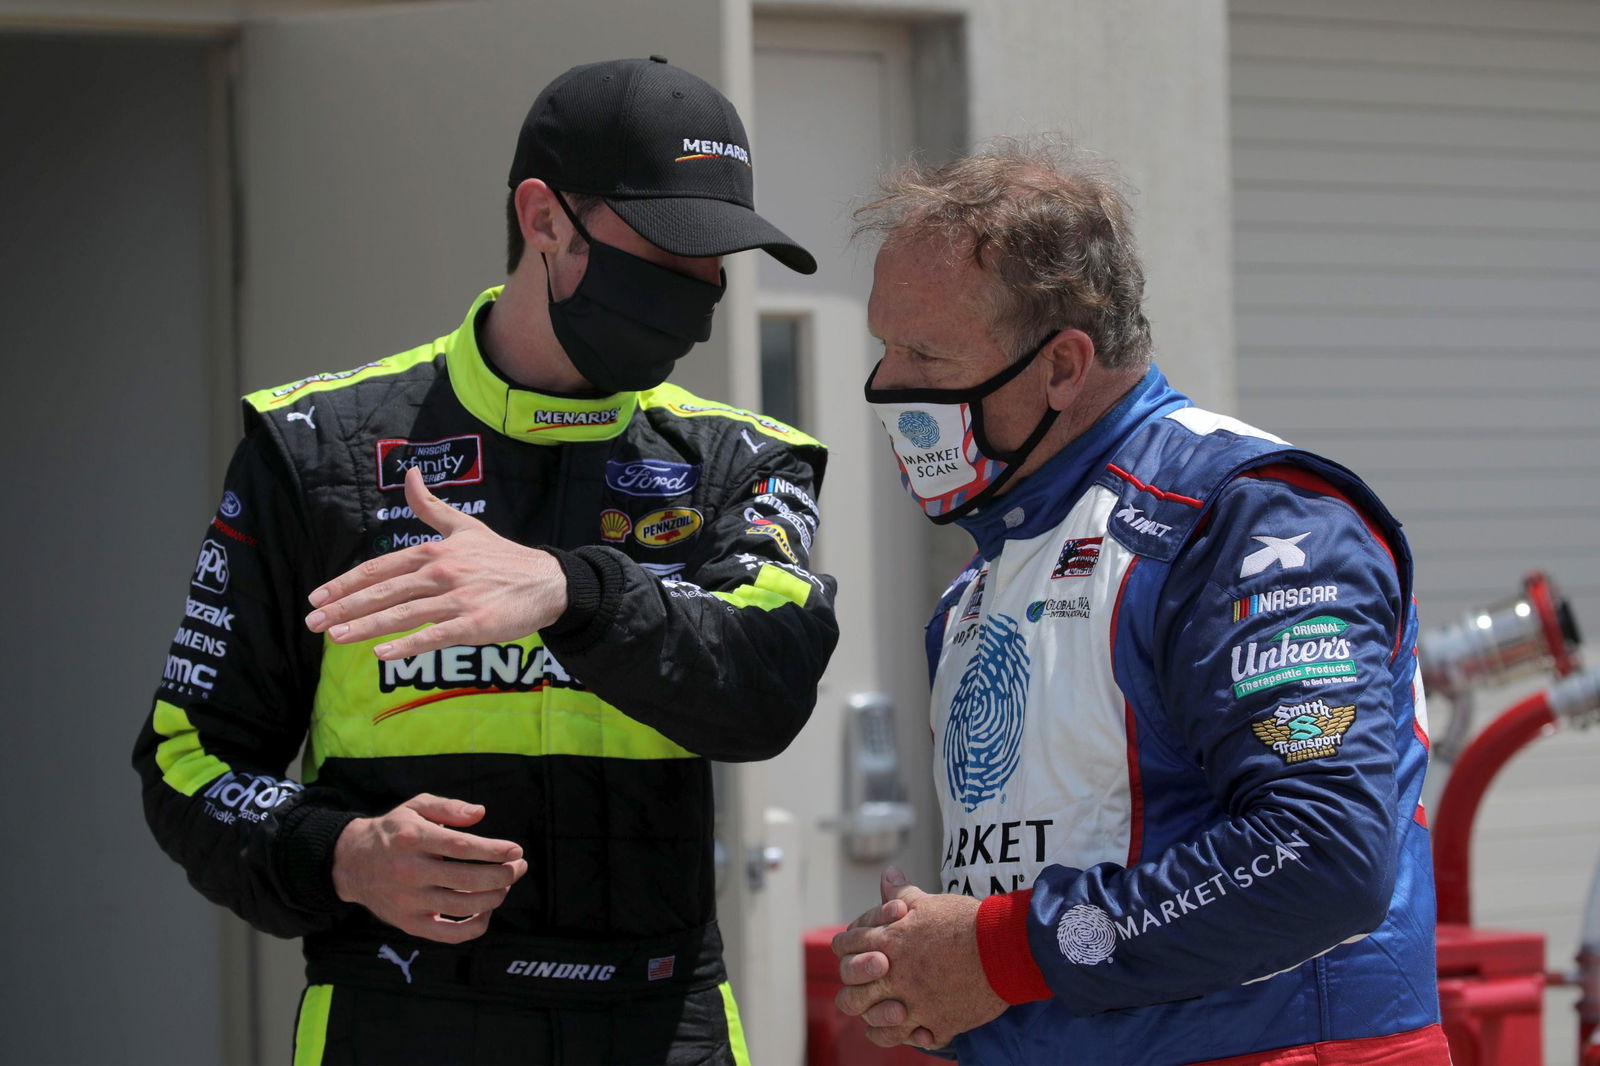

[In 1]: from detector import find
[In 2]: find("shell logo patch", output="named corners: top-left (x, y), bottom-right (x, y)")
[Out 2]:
top-left (635, 508), bottom-right (703, 548)
top-left (599, 509), bottom-right (632, 544)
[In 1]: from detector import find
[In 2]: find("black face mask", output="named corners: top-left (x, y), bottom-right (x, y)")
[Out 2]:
top-left (543, 192), bottom-right (726, 394)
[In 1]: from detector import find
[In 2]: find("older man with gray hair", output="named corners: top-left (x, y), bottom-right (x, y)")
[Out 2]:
top-left (833, 139), bottom-right (1449, 1066)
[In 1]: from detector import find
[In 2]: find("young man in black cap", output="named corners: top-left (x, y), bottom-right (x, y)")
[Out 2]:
top-left (133, 56), bottom-right (837, 1064)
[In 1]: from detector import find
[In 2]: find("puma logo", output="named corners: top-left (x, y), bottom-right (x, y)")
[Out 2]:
top-left (377, 944), bottom-right (419, 984)
top-left (287, 406), bottom-right (316, 429)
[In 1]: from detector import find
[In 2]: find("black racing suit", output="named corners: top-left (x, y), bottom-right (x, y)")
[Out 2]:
top-left (132, 287), bottom-right (839, 1064)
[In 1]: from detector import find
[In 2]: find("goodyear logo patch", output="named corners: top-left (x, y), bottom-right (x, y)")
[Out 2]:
top-left (599, 509), bottom-right (632, 544)
top-left (635, 508), bottom-right (703, 548)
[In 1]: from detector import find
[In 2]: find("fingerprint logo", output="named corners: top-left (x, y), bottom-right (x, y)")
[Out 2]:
top-left (898, 410), bottom-right (941, 449)
top-left (944, 614), bottom-right (1030, 812)
top-left (1055, 904), bottom-right (1118, 965)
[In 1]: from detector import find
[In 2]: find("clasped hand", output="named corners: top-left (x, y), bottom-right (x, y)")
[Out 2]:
top-left (304, 464), bottom-right (567, 660)
top-left (832, 867), bottom-right (1007, 1050)
top-left (332, 794), bottom-right (527, 943)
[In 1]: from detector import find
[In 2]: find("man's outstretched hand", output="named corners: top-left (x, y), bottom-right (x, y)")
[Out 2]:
top-left (832, 867), bottom-right (1007, 1050)
top-left (305, 465), bottom-right (568, 659)
top-left (331, 793), bottom-right (527, 943)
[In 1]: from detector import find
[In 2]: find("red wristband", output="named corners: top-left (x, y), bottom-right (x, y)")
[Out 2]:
top-left (976, 889), bottom-right (1053, 1004)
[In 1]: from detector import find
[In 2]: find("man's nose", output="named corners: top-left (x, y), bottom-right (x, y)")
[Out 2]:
top-left (866, 353), bottom-right (917, 391)
top-left (672, 253), bottom-right (723, 285)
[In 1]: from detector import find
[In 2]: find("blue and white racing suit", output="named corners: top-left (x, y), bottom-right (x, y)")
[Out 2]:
top-left (928, 368), bottom-right (1446, 1065)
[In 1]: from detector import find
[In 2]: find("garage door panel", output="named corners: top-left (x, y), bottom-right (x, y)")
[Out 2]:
top-left (1236, 227), bottom-right (1600, 274)
top-left (1236, 311), bottom-right (1598, 350)
top-left (1328, 473), bottom-right (1600, 518)
top-left (1244, 388), bottom-right (1599, 434)
top-left (1232, 350), bottom-right (1600, 392)
top-left (1235, 269), bottom-right (1600, 311)
top-left (1234, 60), bottom-right (1600, 117)
top-left (1235, 186), bottom-right (1600, 232)
top-left (1273, 432), bottom-right (1597, 478)
top-left (1235, 100), bottom-right (1600, 156)
top-left (1400, 515), bottom-right (1598, 560)
top-left (1231, 0), bottom-right (1600, 38)
top-left (1231, 18), bottom-right (1600, 74)
top-left (1234, 144), bottom-right (1600, 198)
top-left (1233, 15), bottom-right (1599, 1051)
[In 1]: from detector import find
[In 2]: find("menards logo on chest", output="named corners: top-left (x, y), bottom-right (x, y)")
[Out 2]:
top-left (377, 644), bottom-right (576, 693)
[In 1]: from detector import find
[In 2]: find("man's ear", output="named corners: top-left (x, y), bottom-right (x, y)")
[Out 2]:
top-left (1042, 328), bottom-right (1097, 412)
top-left (514, 179), bottom-right (563, 255)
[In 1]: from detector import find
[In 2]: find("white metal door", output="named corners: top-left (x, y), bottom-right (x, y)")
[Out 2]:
top-left (751, 13), bottom-right (945, 946)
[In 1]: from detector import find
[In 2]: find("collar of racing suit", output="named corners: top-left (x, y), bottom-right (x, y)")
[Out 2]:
top-left (953, 365), bottom-right (1191, 560)
top-left (443, 286), bottom-right (642, 443)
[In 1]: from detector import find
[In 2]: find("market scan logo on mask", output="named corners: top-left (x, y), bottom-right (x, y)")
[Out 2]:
top-left (888, 407), bottom-right (975, 491)
top-left (945, 614), bottom-right (1031, 812)
top-left (375, 435), bottom-right (484, 491)
top-left (898, 410), bottom-right (941, 449)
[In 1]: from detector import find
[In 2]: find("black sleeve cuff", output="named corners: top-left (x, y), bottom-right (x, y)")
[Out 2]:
top-left (275, 796), bottom-right (361, 915)
top-left (539, 545), bottom-right (624, 652)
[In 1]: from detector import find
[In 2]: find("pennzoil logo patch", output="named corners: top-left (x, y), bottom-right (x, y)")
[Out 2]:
top-left (1250, 698), bottom-right (1357, 764)
top-left (635, 508), bottom-right (703, 548)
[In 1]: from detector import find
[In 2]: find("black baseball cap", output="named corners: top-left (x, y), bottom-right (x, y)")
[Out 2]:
top-left (509, 56), bottom-right (817, 275)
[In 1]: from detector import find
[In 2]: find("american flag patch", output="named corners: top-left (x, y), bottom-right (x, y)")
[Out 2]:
top-left (646, 955), bottom-right (675, 981)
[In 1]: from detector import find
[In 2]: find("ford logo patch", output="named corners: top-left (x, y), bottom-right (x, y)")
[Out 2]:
top-left (606, 459), bottom-right (701, 498)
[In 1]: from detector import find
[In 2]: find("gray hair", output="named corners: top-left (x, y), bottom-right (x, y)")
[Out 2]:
top-left (854, 137), bottom-right (1152, 369)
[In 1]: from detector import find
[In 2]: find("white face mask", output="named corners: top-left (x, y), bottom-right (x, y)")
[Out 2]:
top-left (863, 332), bottom-right (1060, 523)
